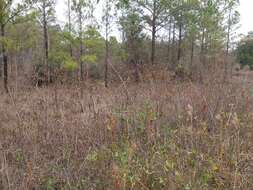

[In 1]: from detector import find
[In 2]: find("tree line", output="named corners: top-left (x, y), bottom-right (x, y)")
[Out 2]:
top-left (0, 0), bottom-right (240, 92)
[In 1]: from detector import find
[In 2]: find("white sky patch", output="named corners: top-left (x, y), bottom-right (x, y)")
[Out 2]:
top-left (54, 0), bottom-right (253, 38)
top-left (55, 0), bottom-right (120, 39)
top-left (238, 0), bottom-right (253, 35)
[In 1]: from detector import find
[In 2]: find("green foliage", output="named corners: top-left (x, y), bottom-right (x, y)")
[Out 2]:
top-left (15, 150), bottom-right (26, 166)
top-left (45, 178), bottom-right (56, 190)
top-left (84, 26), bottom-right (105, 59)
top-left (63, 58), bottom-right (78, 72)
top-left (35, 0), bottom-right (56, 23)
top-left (109, 36), bottom-right (128, 62)
top-left (0, 36), bottom-right (14, 51)
top-left (49, 51), bottom-right (67, 67)
top-left (0, 0), bottom-right (35, 25)
top-left (119, 10), bottom-right (145, 61)
top-left (237, 33), bottom-right (253, 68)
top-left (48, 50), bottom-right (78, 72)
top-left (78, 100), bottom-right (248, 189)
top-left (81, 54), bottom-right (97, 64)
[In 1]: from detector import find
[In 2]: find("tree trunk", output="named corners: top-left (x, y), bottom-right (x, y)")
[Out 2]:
top-left (224, 9), bottom-right (232, 82)
top-left (167, 18), bottom-right (172, 62)
top-left (151, 23), bottom-right (156, 65)
top-left (105, 14), bottom-right (109, 87)
top-left (42, 2), bottom-right (50, 83)
top-left (1, 24), bottom-right (8, 93)
top-left (190, 37), bottom-right (195, 77)
top-left (199, 28), bottom-right (206, 83)
top-left (79, 11), bottom-right (84, 81)
top-left (190, 38), bottom-right (195, 67)
top-left (105, 39), bottom-right (109, 87)
top-left (67, 0), bottom-right (73, 57)
top-left (172, 21), bottom-right (176, 66)
top-left (151, 0), bottom-right (156, 65)
top-left (200, 29), bottom-right (205, 57)
top-left (80, 39), bottom-right (84, 81)
top-left (177, 21), bottom-right (182, 64)
top-left (226, 9), bottom-right (232, 55)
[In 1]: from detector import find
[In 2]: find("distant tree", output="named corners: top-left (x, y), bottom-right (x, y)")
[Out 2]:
top-left (0, 0), bottom-right (34, 92)
top-left (237, 32), bottom-right (253, 69)
top-left (72, 0), bottom-right (98, 80)
top-left (118, 0), bottom-right (170, 64)
top-left (223, 0), bottom-right (240, 80)
top-left (82, 26), bottom-right (104, 79)
top-left (67, 0), bottom-right (73, 57)
top-left (119, 10), bottom-right (144, 81)
top-left (6, 13), bottom-right (39, 83)
top-left (35, 0), bottom-right (56, 83)
top-left (102, 0), bottom-right (114, 87)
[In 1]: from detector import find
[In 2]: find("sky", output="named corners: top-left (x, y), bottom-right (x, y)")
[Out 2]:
top-left (55, 0), bottom-right (253, 37)
top-left (238, 0), bottom-right (253, 35)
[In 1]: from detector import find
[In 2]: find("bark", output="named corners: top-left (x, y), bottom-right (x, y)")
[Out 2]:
top-left (177, 21), bottom-right (182, 63)
top-left (134, 59), bottom-right (139, 82)
top-left (224, 9), bottom-right (232, 82)
top-left (105, 11), bottom-right (109, 88)
top-left (151, 24), bottom-right (156, 65)
top-left (190, 38), bottom-right (195, 68)
top-left (167, 18), bottom-right (172, 62)
top-left (200, 29), bottom-right (205, 57)
top-left (151, 0), bottom-right (157, 65)
top-left (199, 28), bottom-right (206, 83)
top-left (42, 2), bottom-right (50, 83)
top-left (1, 23), bottom-right (8, 93)
top-left (67, 0), bottom-right (73, 57)
top-left (78, 10), bottom-right (84, 81)
top-left (105, 39), bottom-right (109, 87)
top-left (226, 9), bottom-right (232, 55)
top-left (172, 21), bottom-right (176, 65)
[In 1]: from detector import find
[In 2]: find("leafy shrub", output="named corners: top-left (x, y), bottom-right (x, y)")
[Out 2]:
top-left (81, 55), bottom-right (97, 64)
top-left (237, 34), bottom-right (253, 68)
top-left (63, 59), bottom-right (78, 72)
top-left (89, 64), bottom-right (102, 79)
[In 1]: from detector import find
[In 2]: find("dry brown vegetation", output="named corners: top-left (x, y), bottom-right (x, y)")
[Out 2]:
top-left (0, 65), bottom-right (253, 190)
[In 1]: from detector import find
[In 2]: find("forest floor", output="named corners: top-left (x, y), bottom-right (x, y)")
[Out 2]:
top-left (0, 67), bottom-right (253, 189)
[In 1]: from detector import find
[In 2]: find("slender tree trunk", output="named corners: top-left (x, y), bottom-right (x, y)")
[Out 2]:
top-left (151, 0), bottom-right (156, 65)
top-left (200, 29), bottom-right (205, 57)
top-left (79, 11), bottom-right (84, 81)
top-left (224, 9), bottom-right (232, 82)
top-left (67, 0), bottom-right (73, 57)
top-left (15, 53), bottom-right (18, 91)
top-left (1, 23), bottom-right (8, 93)
top-left (167, 18), bottom-right (172, 62)
top-left (134, 57), bottom-right (139, 82)
top-left (151, 23), bottom-right (156, 65)
top-left (190, 38), bottom-right (195, 67)
top-left (42, 2), bottom-right (50, 83)
top-left (226, 10), bottom-right (232, 55)
top-left (190, 37), bottom-right (195, 77)
top-left (177, 20), bottom-right (182, 64)
top-left (104, 9), bottom-right (109, 88)
top-left (105, 39), bottom-right (109, 87)
top-left (199, 28), bottom-right (206, 83)
top-left (172, 21), bottom-right (176, 66)
top-left (80, 38), bottom-right (84, 81)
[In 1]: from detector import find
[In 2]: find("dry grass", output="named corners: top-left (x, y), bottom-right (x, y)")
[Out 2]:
top-left (0, 66), bottom-right (253, 189)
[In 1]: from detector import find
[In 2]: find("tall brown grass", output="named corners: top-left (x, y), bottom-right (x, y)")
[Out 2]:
top-left (0, 63), bottom-right (253, 189)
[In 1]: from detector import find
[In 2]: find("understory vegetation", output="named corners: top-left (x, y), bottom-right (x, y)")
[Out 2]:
top-left (1, 0), bottom-right (253, 189)
top-left (1, 67), bottom-right (253, 189)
